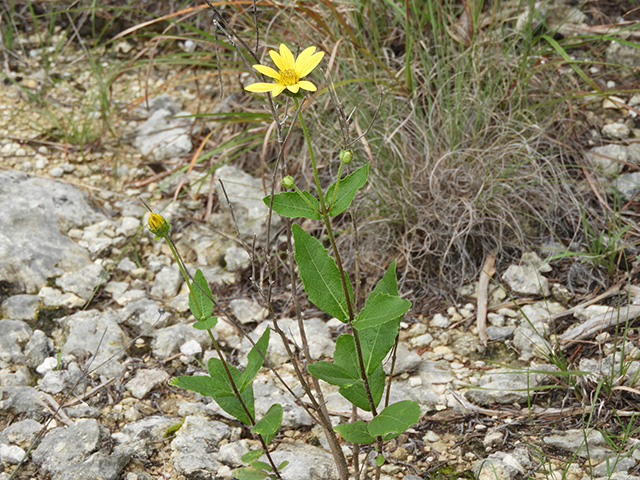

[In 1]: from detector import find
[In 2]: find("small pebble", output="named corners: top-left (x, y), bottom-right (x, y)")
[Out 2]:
top-left (49, 166), bottom-right (64, 178)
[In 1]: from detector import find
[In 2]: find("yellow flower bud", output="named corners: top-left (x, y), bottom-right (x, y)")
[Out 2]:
top-left (148, 212), bottom-right (170, 238)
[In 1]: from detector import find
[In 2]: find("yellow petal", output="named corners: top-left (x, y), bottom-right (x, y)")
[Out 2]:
top-left (271, 85), bottom-right (287, 97)
top-left (253, 64), bottom-right (280, 79)
top-left (294, 46), bottom-right (316, 72)
top-left (245, 82), bottom-right (279, 93)
top-left (297, 80), bottom-right (317, 92)
top-left (297, 51), bottom-right (325, 78)
top-left (279, 44), bottom-right (295, 70)
top-left (287, 83), bottom-right (300, 94)
top-left (269, 49), bottom-right (286, 72)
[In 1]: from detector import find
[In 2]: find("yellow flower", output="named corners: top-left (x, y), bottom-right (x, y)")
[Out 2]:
top-left (148, 212), bottom-right (170, 238)
top-left (245, 44), bottom-right (324, 97)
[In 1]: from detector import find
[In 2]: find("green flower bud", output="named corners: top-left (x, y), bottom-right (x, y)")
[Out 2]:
top-left (339, 149), bottom-right (353, 164)
top-left (148, 212), bottom-right (171, 238)
top-left (281, 175), bottom-right (295, 189)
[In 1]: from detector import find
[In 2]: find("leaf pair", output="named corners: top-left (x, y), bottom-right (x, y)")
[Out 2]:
top-left (265, 163), bottom-right (370, 219)
top-left (334, 401), bottom-right (422, 445)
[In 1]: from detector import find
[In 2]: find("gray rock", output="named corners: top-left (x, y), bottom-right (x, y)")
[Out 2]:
top-left (52, 448), bottom-right (132, 480)
top-left (170, 415), bottom-right (231, 478)
top-left (39, 362), bottom-right (86, 395)
top-left (215, 165), bottom-right (280, 241)
top-left (465, 370), bottom-right (550, 406)
top-left (384, 343), bottom-right (422, 375)
top-left (114, 415), bottom-right (178, 461)
top-left (254, 380), bottom-right (313, 428)
top-left (616, 172), bottom-right (640, 202)
top-left (32, 419), bottom-right (110, 475)
top-left (66, 404), bottom-right (101, 418)
top-left (543, 429), bottom-right (612, 462)
top-left (38, 286), bottom-right (85, 309)
top-left (585, 144), bottom-right (628, 177)
top-left (266, 444), bottom-right (338, 480)
top-left (0, 170), bottom-right (102, 293)
top-left (150, 265), bottom-right (182, 300)
top-left (1, 294), bottom-right (40, 321)
top-left (0, 365), bottom-right (32, 386)
top-left (62, 309), bottom-right (130, 377)
top-left (603, 122), bottom-right (630, 139)
top-left (217, 439), bottom-right (249, 466)
top-left (24, 329), bottom-right (53, 369)
top-left (486, 326), bottom-right (515, 341)
top-left (512, 327), bottom-right (551, 361)
top-left (55, 263), bottom-right (106, 301)
top-left (241, 318), bottom-right (333, 365)
top-left (502, 264), bottom-right (550, 297)
top-left (120, 298), bottom-right (171, 334)
top-left (229, 298), bottom-right (267, 324)
top-left (132, 97), bottom-right (193, 160)
top-left (0, 443), bottom-right (25, 464)
top-left (593, 456), bottom-right (636, 477)
top-left (475, 447), bottom-right (531, 480)
top-left (0, 319), bottom-right (32, 368)
top-left (125, 368), bottom-right (170, 399)
top-left (224, 246), bottom-right (250, 272)
top-left (152, 323), bottom-right (212, 359)
top-left (0, 419), bottom-right (44, 447)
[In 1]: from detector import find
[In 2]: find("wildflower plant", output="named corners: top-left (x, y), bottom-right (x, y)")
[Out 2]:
top-left (145, 21), bottom-right (420, 480)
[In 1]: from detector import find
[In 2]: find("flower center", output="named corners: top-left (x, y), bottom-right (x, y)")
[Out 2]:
top-left (278, 68), bottom-right (298, 86)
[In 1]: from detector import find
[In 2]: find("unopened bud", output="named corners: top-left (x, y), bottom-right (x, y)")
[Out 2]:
top-left (339, 149), bottom-right (353, 164)
top-left (148, 212), bottom-right (171, 238)
top-left (281, 175), bottom-right (295, 189)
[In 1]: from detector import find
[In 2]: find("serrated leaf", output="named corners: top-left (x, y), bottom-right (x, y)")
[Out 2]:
top-left (352, 294), bottom-right (411, 330)
top-left (232, 466), bottom-right (270, 480)
top-left (241, 449), bottom-right (264, 463)
top-left (189, 269), bottom-right (214, 322)
top-left (368, 400), bottom-right (421, 440)
top-left (264, 191), bottom-right (321, 219)
top-left (193, 316), bottom-right (218, 330)
top-left (325, 163), bottom-right (370, 216)
top-left (334, 420), bottom-right (376, 444)
top-left (292, 223), bottom-right (352, 322)
top-left (376, 454), bottom-right (385, 466)
top-left (252, 403), bottom-right (282, 445)
top-left (239, 328), bottom-right (270, 391)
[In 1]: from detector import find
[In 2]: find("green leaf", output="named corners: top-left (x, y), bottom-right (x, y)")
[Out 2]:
top-left (376, 454), bottom-right (385, 466)
top-left (252, 403), bottom-right (283, 445)
top-left (264, 191), bottom-right (321, 219)
top-left (334, 420), bottom-right (376, 444)
top-left (368, 400), bottom-right (421, 440)
top-left (307, 361), bottom-right (360, 387)
top-left (357, 262), bottom-right (403, 374)
top-left (292, 223), bottom-right (352, 322)
top-left (339, 363), bottom-right (385, 412)
top-left (250, 461), bottom-right (272, 471)
top-left (241, 450), bottom-right (264, 463)
top-left (239, 328), bottom-right (270, 391)
top-left (193, 316), bottom-right (218, 330)
top-left (170, 374), bottom-right (221, 397)
top-left (352, 293), bottom-right (411, 330)
top-left (358, 318), bottom-right (400, 375)
top-left (232, 466), bottom-right (270, 480)
top-left (277, 461), bottom-right (289, 470)
top-left (208, 358), bottom-right (255, 425)
top-left (325, 163), bottom-right (370, 216)
top-left (189, 269), bottom-right (214, 322)
top-left (163, 418), bottom-right (184, 438)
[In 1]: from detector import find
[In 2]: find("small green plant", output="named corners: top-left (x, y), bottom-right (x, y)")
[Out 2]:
top-left (144, 36), bottom-right (420, 480)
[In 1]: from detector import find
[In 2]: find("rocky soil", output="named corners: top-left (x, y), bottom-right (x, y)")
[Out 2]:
top-left (2, 3), bottom-right (640, 480)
